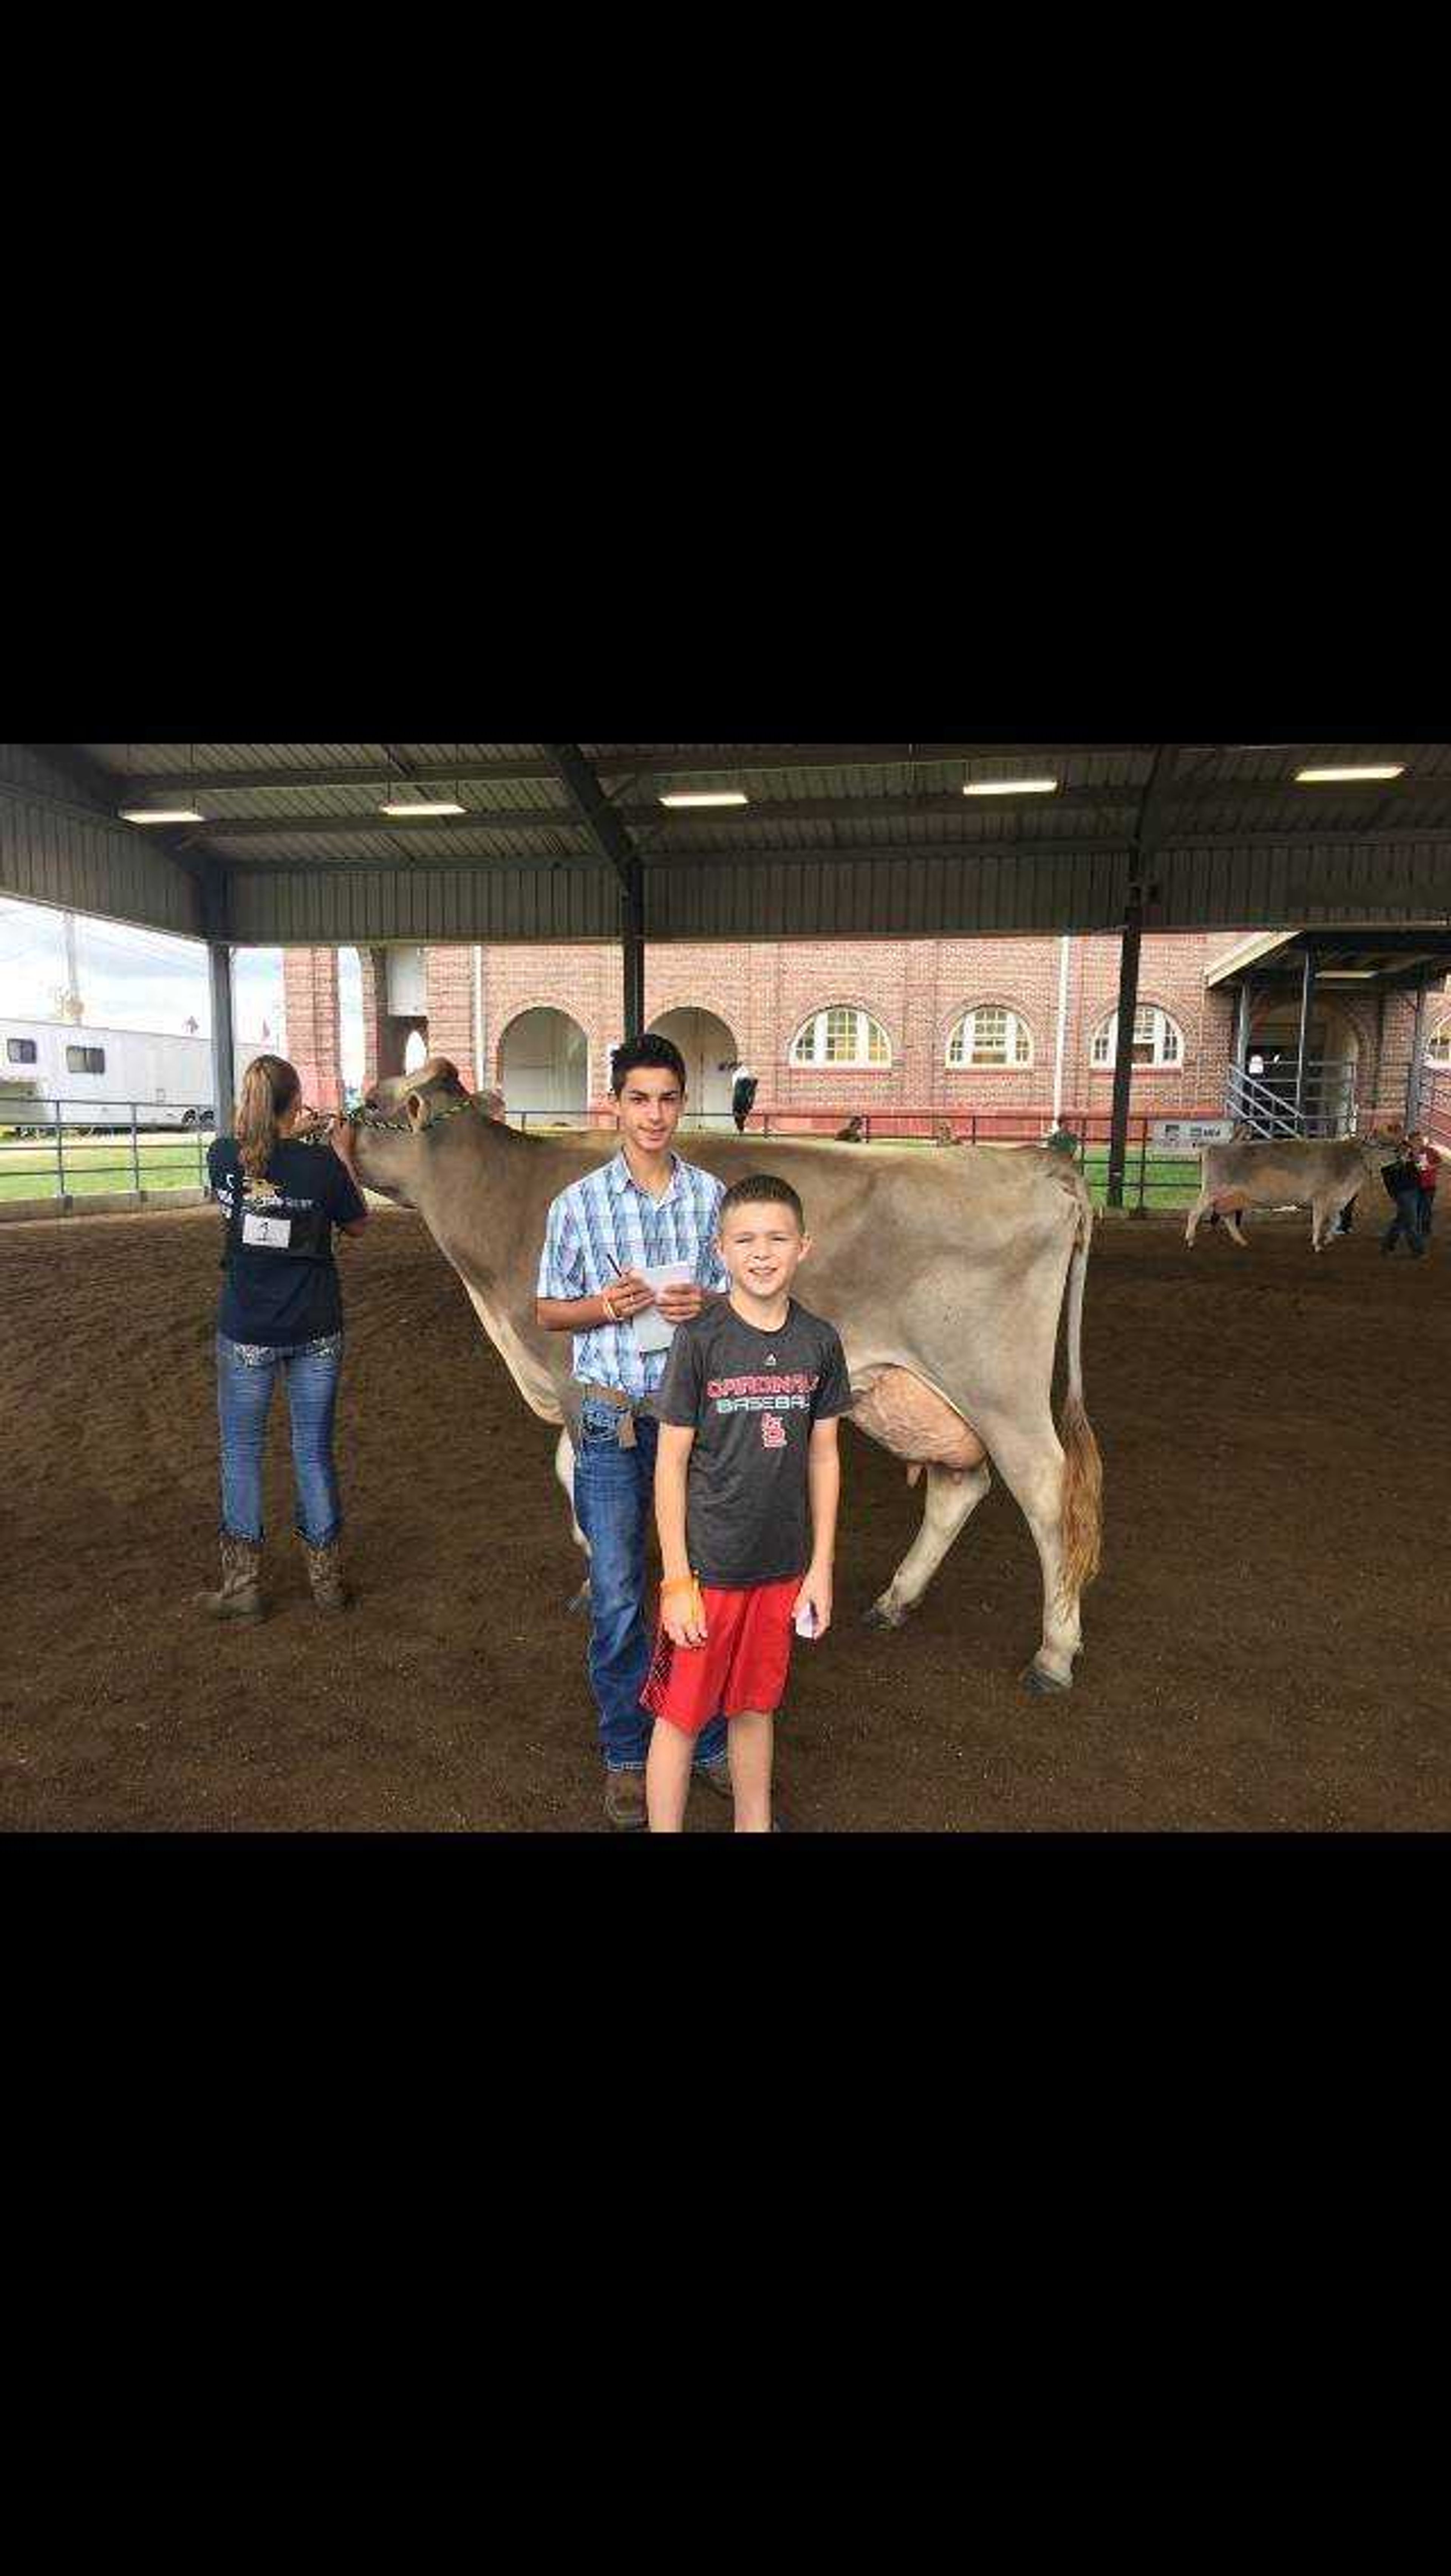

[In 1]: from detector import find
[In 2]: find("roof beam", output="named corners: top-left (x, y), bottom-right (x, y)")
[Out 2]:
top-left (77, 776), bottom-right (1451, 842)
top-left (1375, 960), bottom-right (1451, 993)
top-left (223, 838), bottom-right (1135, 881)
top-left (541, 744), bottom-right (640, 895)
top-left (209, 831), bottom-right (1451, 889)
top-left (83, 743), bottom-right (1164, 798)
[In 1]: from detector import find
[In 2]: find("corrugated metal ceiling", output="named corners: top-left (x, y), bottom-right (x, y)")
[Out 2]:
top-left (10, 742), bottom-right (1448, 946)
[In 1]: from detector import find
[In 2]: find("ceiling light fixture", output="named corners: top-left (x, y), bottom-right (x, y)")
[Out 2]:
top-left (120, 806), bottom-right (205, 824)
top-left (1295, 764), bottom-right (1405, 785)
top-left (963, 777), bottom-right (1059, 796)
top-left (378, 797), bottom-right (467, 818)
top-left (659, 790), bottom-right (750, 808)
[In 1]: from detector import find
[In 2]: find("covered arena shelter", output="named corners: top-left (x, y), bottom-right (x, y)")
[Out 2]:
top-left (4, 741), bottom-right (1451, 1834)
top-left (3, 742), bottom-right (1450, 1181)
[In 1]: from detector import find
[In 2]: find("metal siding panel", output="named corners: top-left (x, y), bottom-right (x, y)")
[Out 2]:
top-left (0, 784), bottom-right (200, 935)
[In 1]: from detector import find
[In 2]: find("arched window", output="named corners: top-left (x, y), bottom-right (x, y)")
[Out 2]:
top-left (946, 1005), bottom-right (1034, 1069)
top-left (1426, 1020), bottom-right (1451, 1068)
top-left (1091, 1005), bottom-right (1183, 1070)
top-left (789, 1006), bottom-right (891, 1069)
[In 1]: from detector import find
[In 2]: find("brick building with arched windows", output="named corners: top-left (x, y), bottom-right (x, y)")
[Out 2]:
top-left (282, 931), bottom-right (1448, 1134)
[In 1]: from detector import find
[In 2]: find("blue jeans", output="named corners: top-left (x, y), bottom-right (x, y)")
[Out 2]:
top-left (1382, 1189), bottom-right (1426, 1256)
top-left (572, 1398), bottom-right (727, 1774)
top-left (217, 1331), bottom-right (345, 1545)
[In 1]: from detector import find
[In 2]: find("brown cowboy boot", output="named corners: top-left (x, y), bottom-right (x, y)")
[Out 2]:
top-left (198, 1534), bottom-right (265, 1621)
top-left (302, 1536), bottom-right (351, 1613)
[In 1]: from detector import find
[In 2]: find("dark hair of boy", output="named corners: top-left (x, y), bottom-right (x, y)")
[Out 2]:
top-left (719, 1172), bottom-right (806, 1231)
top-left (609, 1033), bottom-right (688, 1094)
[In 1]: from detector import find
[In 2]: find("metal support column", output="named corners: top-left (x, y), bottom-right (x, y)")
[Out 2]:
top-left (542, 744), bottom-right (647, 1048)
top-left (622, 863), bottom-right (645, 1041)
top-left (203, 862), bottom-right (235, 1134)
top-left (207, 942), bottom-right (236, 1134)
top-left (1406, 983), bottom-right (1429, 1128)
top-left (1105, 887), bottom-right (1145, 1208)
top-left (1107, 745), bottom-right (1176, 1210)
top-left (1293, 945), bottom-right (1317, 1120)
top-left (1234, 979), bottom-right (1252, 1073)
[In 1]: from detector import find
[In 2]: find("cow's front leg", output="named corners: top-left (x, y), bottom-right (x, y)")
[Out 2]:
top-left (863, 1460), bottom-right (992, 1630)
top-left (982, 1418), bottom-right (1083, 1692)
top-left (554, 1426), bottom-right (592, 1613)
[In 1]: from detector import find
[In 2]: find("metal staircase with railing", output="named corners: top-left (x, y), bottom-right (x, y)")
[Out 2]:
top-left (1226, 1058), bottom-right (1357, 1141)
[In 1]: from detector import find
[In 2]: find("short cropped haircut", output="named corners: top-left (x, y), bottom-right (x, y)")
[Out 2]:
top-left (609, 1033), bottom-right (687, 1094)
top-left (719, 1172), bottom-right (806, 1231)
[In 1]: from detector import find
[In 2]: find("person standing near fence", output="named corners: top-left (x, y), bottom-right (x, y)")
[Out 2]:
top-left (1380, 1136), bottom-right (1426, 1259)
top-left (200, 1055), bottom-right (368, 1621)
top-left (731, 1064), bottom-right (758, 1133)
top-left (1409, 1130), bottom-right (1442, 1240)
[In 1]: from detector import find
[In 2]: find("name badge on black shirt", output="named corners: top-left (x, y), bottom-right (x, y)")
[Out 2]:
top-left (242, 1210), bottom-right (293, 1249)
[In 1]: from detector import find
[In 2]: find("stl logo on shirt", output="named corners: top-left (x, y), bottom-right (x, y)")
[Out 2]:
top-left (761, 1413), bottom-right (787, 1449)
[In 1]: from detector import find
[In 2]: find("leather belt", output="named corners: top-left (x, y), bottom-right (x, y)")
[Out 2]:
top-left (579, 1381), bottom-right (647, 1450)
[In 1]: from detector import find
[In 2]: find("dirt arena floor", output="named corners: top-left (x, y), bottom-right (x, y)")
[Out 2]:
top-left (1, 1199), bottom-right (1447, 1832)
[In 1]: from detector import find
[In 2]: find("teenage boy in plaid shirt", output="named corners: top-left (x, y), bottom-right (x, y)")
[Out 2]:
top-left (536, 1034), bottom-right (730, 1830)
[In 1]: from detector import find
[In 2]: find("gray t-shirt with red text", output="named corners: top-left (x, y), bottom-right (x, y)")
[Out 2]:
top-left (652, 1299), bottom-right (852, 1588)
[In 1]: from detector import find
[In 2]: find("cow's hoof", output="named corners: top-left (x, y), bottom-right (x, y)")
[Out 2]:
top-left (862, 1597), bottom-right (909, 1631)
top-left (1023, 1660), bottom-right (1072, 1695)
top-left (566, 1581), bottom-right (592, 1616)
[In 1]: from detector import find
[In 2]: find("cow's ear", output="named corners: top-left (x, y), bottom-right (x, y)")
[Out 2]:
top-left (405, 1091), bottom-right (432, 1131)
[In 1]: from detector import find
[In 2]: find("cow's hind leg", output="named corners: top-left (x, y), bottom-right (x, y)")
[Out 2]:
top-left (982, 1416), bottom-right (1083, 1693)
top-left (1186, 1192), bottom-right (1212, 1247)
top-left (863, 1461), bottom-right (992, 1631)
top-left (554, 1427), bottom-right (592, 1613)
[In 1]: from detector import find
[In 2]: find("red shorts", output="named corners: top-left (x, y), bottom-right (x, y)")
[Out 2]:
top-left (640, 1576), bottom-right (802, 1736)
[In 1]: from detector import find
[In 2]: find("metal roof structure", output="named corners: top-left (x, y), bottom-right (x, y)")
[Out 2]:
top-left (1205, 925), bottom-right (1451, 996)
top-left (6, 739), bottom-right (1447, 1195)
top-left (3, 741), bottom-right (1449, 951)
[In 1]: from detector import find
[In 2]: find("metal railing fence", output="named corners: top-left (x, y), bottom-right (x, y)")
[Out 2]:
top-left (1225, 1057), bottom-right (1356, 1140)
top-left (502, 1103), bottom-right (1220, 1214)
top-left (0, 1098), bottom-right (217, 1203)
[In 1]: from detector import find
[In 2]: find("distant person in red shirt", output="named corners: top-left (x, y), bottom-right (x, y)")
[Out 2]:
top-left (1409, 1130), bottom-right (1442, 1240)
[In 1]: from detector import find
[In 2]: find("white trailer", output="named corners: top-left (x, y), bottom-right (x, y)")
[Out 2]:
top-left (0, 1017), bottom-right (228, 1129)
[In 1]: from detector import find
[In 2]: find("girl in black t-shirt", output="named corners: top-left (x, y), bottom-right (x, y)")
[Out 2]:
top-left (200, 1054), bottom-right (368, 1621)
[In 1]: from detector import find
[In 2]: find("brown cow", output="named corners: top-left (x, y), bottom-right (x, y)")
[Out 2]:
top-left (351, 1065), bottom-right (1103, 1691)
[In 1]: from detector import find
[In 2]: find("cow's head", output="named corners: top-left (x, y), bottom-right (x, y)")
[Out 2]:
top-left (351, 1059), bottom-right (503, 1204)
top-left (1357, 1125), bottom-right (1407, 1172)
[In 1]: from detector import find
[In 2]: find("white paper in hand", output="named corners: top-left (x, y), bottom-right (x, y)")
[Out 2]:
top-left (629, 1261), bottom-right (693, 1354)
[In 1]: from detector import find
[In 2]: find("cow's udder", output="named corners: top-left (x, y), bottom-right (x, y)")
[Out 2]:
top-left (850, 1368), bottom-right (986, 1473)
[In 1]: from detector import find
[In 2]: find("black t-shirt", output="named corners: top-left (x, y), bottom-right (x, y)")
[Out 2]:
top-left (207, 1136), bottom-right (366, 1345)
top-left (653, 1298), bottom-right (852, 1587)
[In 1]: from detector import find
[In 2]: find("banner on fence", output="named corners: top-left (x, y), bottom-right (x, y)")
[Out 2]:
top-left (1151, 1119), bottom-right (1236, 1149)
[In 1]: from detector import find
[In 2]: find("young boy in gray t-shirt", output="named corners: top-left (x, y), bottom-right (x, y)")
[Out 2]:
top-left (642, 1173), bottom-right (851, 1833)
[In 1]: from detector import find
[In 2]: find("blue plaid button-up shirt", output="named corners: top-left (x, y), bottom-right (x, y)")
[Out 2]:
top-left (537, 1150), bottom-right (728, 1401)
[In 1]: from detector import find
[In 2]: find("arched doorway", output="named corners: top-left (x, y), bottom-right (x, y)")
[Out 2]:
top-left (1247, 997), bottom-right (1360, 1132)
top-left (498, 1008), bottom-right (589, 1120)
top-left (648, 1007), bottom-right (740, 1127)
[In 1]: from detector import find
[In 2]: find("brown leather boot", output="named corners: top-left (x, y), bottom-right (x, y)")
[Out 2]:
top-left (603, 1768), bottom-right (648, 1830)
top-left (302, 1537), bottom-right (351, 1612)
top-left (198, 1534), bottom-right (264, 1621)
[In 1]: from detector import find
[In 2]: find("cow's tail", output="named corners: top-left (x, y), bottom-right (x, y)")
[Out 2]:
top-left (1058, 1194), bottom-right (1103, 1605)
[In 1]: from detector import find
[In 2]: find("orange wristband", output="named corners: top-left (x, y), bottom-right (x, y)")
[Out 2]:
top-left (661, 1575), bottom-right (705, 1623)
